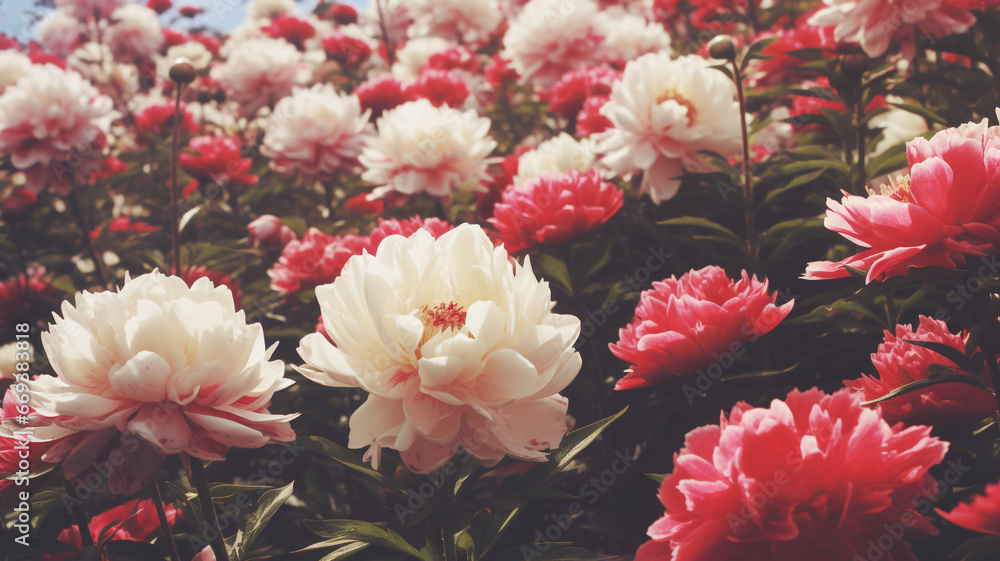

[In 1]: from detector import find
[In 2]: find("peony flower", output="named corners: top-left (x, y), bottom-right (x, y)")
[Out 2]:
top-left (148, 0), bottom-right (172, 14)
top-left (212, 37), bottom-right (303, 115)
top-left (804, 117), bottom-right (1000, 283)
top-left (545, 66), bottom-right (620, 120)
top-left (752, 11), bottom-right (838, 86)
top-left (36, 11), bottom-right (83, 57)
top-left (105, 4), bottom-right (164, 61)
top-left (135, 100), bottom-right (198, 137)
top-left (261, 14), bottom-right (316, 51)
top-left (503, 0), bottom-right (605, 87)
top-left (248, 214), bottom-right (297, 249)
top-left (809, 0), bottom-right (976, 57)
top-left (868, 102), bottom-right (930, 156)
top-left (610, 266), bottom-right (793, 390)
top-left (576, 96), bottom-right (613, 137)
top-left (490, 169), bottom-right (623, 252)
top-left (597, 7), bottom-right (672, 65)
top-left (401, 0), bottom-right (502, 45)
top-left (425, 46), bottom-right (481, 74)
top-left (247, 0), bottom-right (296, 19)
top-left (409, 69), bottom-right (470, 108)
top-left (367, 216), bottom-right (454, 248)
top-left (939, 478), bottom-right (1000, 535)
top-left (360, 99), bottom-right (497, 198)
top-left (355, 76), bottom-right (413, 119)
top-left (179, 266), bottom-right (243, 310)
top-left (41, 498), bottom-right (180, 561)
top-left (0, 50), bottom-right (34, 93)
top-left (268, 229), bottom-right (370, 295)
top-left (636, 388), bottom-right (948, 561)
top-left (0, 269), bottom-right (62, 334)
top-left (598, 52), bottom-right (745, 204)
top-left (845, 316), bottom-right (996, 427)
top-left (392, 37), bottom-right (453, 81)
top-left (329, 3), bottom-right (358, 24)
top-left (343, 193), bottom-right (384, 215)
top-left (322, 31), bottom-right (372, 67)
top-left (0, 64), bottom-right (117, 195)
top-left (157, 41), bottom-right (213, 78)
top-left (262, 84), bottom-right (372, 178)
top-left (179, 136), bottom-right (259, 194)
top-left (0, 187), bottom-right (37, 220)
top-left (514, 133), bottom-right (597, 186)
top-left (28, 271), bottom-right (296, 488)
top-left (89, 156), bottom-right (129, 185)
top-left (297, 224), bottom-right (582, 473)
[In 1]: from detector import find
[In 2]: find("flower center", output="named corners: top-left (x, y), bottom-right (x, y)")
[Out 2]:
top-left (656, 89), bottom-right (697, 122)
top-left (870, 174), bottom-right (912, 203)
top-left (418, 301), bottom-right (467, 345)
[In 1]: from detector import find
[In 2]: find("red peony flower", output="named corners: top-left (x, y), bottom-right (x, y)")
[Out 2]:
top-left (343, 193), bottom-right (384, 215)
top-left (367, 216), bottom-right (454, 250)
top-left (147, 0), bottom-right (172, 14)
top-left (0, 269), bottom-right (61, 334)
top-left (545, 66), bottom-right (619, 118)
top-left (322, 32), bottom-right (371, 68)
top-left (485, 54), bottom-right (518, 88)
top-left (328, 3), bottom-right (358, 25)
top-left (27, 42), bottom-right (67, 69)
top-left (752, 11), bottom-right (839, 86)
top-left (575, 95), bottom-right (612, 137)
top-left (89, 156), bottom-right (129, 185)
top-left (178, 5), bottom-right (203, 17)
top-left (805, 118), bottom-right (1000, 282)
top-left (135, 100), bottom-right (198, 137)
top-left (489, 169), bottom-right (622, 252)
top-left (41, 498), bottom-right (180, 561)
top-left (161, 27), bottom-right (191, 49)
top-left (789, 77), bottom-right (886, 123)
top-left (478, 148), bottom-right (527, 220)
top-left (268, 229), bottom-right (370, 295)
top-left (425, 46), bottom-right (481, 74)
top-left (248, 214), bottom-right (297, 249)
top-left (938, 478), bottom-right (1000, 535)
top-left (0, 187), bottom-right (37, 220)
top-left (262, 15), bottom-right (316, 51)
top-left (636, 387), bottom-right (948, 561)
top-left (355, 76), bottom-right (413, 119)
top-left (179, 136), bottom-right (258, 195)
top-left (409, 69), bottom-right (469, 108)
top-left (610, 266), bottom-right (793, 390)
top-left (845, 315), bottom-right (997, 427)
top-left (90, 216), bottom-right (160, 239)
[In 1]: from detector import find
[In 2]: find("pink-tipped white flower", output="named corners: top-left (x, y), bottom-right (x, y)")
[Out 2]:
top-left (598, 52), bottom-right (745, 204)
top-left (297, 224), bottom-right (582, 473)
top-left (212, 37), bottom-right (304, 116)
top-left (0, 64), bottom-right (118, 195)
top-left (36, 11), bottom-right (83, 57)
top-left (105, 4), bottom-right (163, 61)
top-left (29, 271), bottom-right (296, 468)
top-left (597, 7), bottom-right (671, 64)
top-left (401, 0), bottom-right (502, 44)
top-left (262, 84), bottom-right (372, 178)
top-left (0, 51), bottom-right (33, 93)
top-left (514, 133), bottom-right (597, 187)
top-left (503, 0), bottom-right (606, 87)
top-left (360, 99), bottom-right (497, 198)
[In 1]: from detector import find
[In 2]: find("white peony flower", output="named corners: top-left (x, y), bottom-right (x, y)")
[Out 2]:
top-left (0, 64), bottom-right (118, 195)
top-left (0, 50), bottom-right (34, 93)
top-left (868, 101), bottom-right (930, 157)
top-left (158, 41), bottom-right (213, 80)
top-left (597, 53), bottom-right (745, 204)
top-left (262, 83), bottom-right (373, 177)
top-left (297, 224), bottom-right (582, 473)
top-left (503, 0), bottom-right (606, 87)
top-left (213, 37), bottom-right (304, 116)
top-left (0, 342), bottom-right (29, 381)
top-left (247, 0), bottom-right (297, 20)
top-left (514, 133), bottom-right (596, 187)
top-left (360, 99), bottom-right (497, 198)
top-left (598, 7), bottom-right (671, 63)
top-left (36, 10), bottom-right (82, 57)
top-left (105, 4), bottom-right (163, 61)
top-left (55, 0), bottom-right (125, 20)
top-left (29, 271), bottom-right (296, 464)
top-left (402, 0), bottom-right (502, 44)
top-left (391, 36), bottom-right (453, 81)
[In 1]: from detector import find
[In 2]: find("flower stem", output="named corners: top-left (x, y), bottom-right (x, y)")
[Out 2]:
top-left (187, 456), bottom-right (229, 561)
top-left (730, 57), bottom-right (760, 275)
top-left (66, 189), bottom-right (107, 287)
top-left (746, 0), bottom-right (760, 34)
top-left (169, 83), bottom-right (186, 276)
top-left (153, 482), bottom-right (181, 561)
top-left (376, 0), bottom-right (396, 66)
top-left (64, 478), bottom-right (93, 546)
top-left (855, 87), bottom-right (867, 192)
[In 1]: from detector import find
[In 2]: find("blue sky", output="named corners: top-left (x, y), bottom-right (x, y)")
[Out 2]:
top-left (0, 0), bottom-right (368, 39)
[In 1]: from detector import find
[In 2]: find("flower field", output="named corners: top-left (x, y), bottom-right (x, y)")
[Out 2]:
top-left (3, 1), bottom-right (1000, 560)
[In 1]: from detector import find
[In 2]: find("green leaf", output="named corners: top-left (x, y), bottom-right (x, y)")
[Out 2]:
top-left (889, 102), bottom-right (948, 125)
top-left (646, 473), bottom-right (667, 484)
top-left (761, 167), bottom-right (828, 204)
top-left (532, 253), bottom-right (573, 296)
top-left (296, 436), bottom-right (409, 497)
top-left (231, 482), bottom-right (294, 561)
top-left (658, 217), bottom-right (746, 250)
top-left (861, 372), bottom-right (992, 406)
top-left (2, 538), bottom-right (78, 561)
top-left (901, 339), bottom-right (980, 374)
top-left (740, 36), bottom-right (780, 72)
top-left (319, 542), bottom-right (371, 561)
top-left (528, 407), bottom-right (628, 487)
top-left (304, 519), bottom-right (437, 561)
top-left (865, 140), bottom-right (908, 179)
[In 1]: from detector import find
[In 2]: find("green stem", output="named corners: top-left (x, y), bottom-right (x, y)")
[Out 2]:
top-left (730, 57), bottom-right (761, 275)
top-left (169, 84), bottom-right (186, 275)
top-left (64, 478), bottom-right (93, 546)
top-left (67, 189), bottom-right (107, 287)
top-left (187, 456), bottom-right (229, 561)
top-left (153, 483), bottom-right (181, 561)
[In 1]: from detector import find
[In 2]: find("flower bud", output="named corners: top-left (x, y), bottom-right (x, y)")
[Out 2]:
top-left (169, 58), bottom-right (196, 84)
top-left (708, 35), bottom-right (737, 62)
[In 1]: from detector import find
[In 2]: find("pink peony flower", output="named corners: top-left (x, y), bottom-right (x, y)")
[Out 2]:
top-left (805, 118), bottom-right (1000, 283)
top-left (147, 0), bottom-right (172, 14)
top-left (322, 31), bottom-right (372, 68)
top-left (752, 12), bottom-right (839, 86)
top-left (41, 498), bottom-right (180, 561)
top-left (248, 214), bottom-right (298, 249)
top-left (262, 14), bottom-right (316, 51)
top-left (0, 64), bottom-right (117, 195)
top-left (409, 69), bottom-right (470, 108)
top-left (938, 478), bottom-right (1000, 535)
top-left (179, 136), bottom-right (259, 195)
top-left (268, 229), bottom-right (370, 295)
top-left (0, 187), bottom-right (37, 220)
top-left (575, 96), bottom-right (613, 137)
top-left (545, 66), bottom-right (619, 119)
top-left (489, 169), bottom-right (623, 252)
top-left (425, 46), bottom-right (481, 74)
top-left (809, 0), bottom-right (976, 57)
top-left (343, 193), bottom-right (384, 215)
top-left (135, 100), bottom-right (198, 137)
top-left (212, 37), bottom-right (302, 116)
top-left (610, 266), bottom-right (793, 390)
top-left (105, 5), bottom-right (164, 61)
top-left (367, 216), bottom-right (454, 249)
top-left (329, 3), bottom-right (358, 25)
top-left (845, 315), bottom-right (996, 427)
top-left (355, 76), bottom-right (413, 119)
top-left (502, 0), bottom-right (605, 87)
top-left (636, 388), bottom-right (948, 561)
top-left (89, 156), bottom-right (129, 185)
